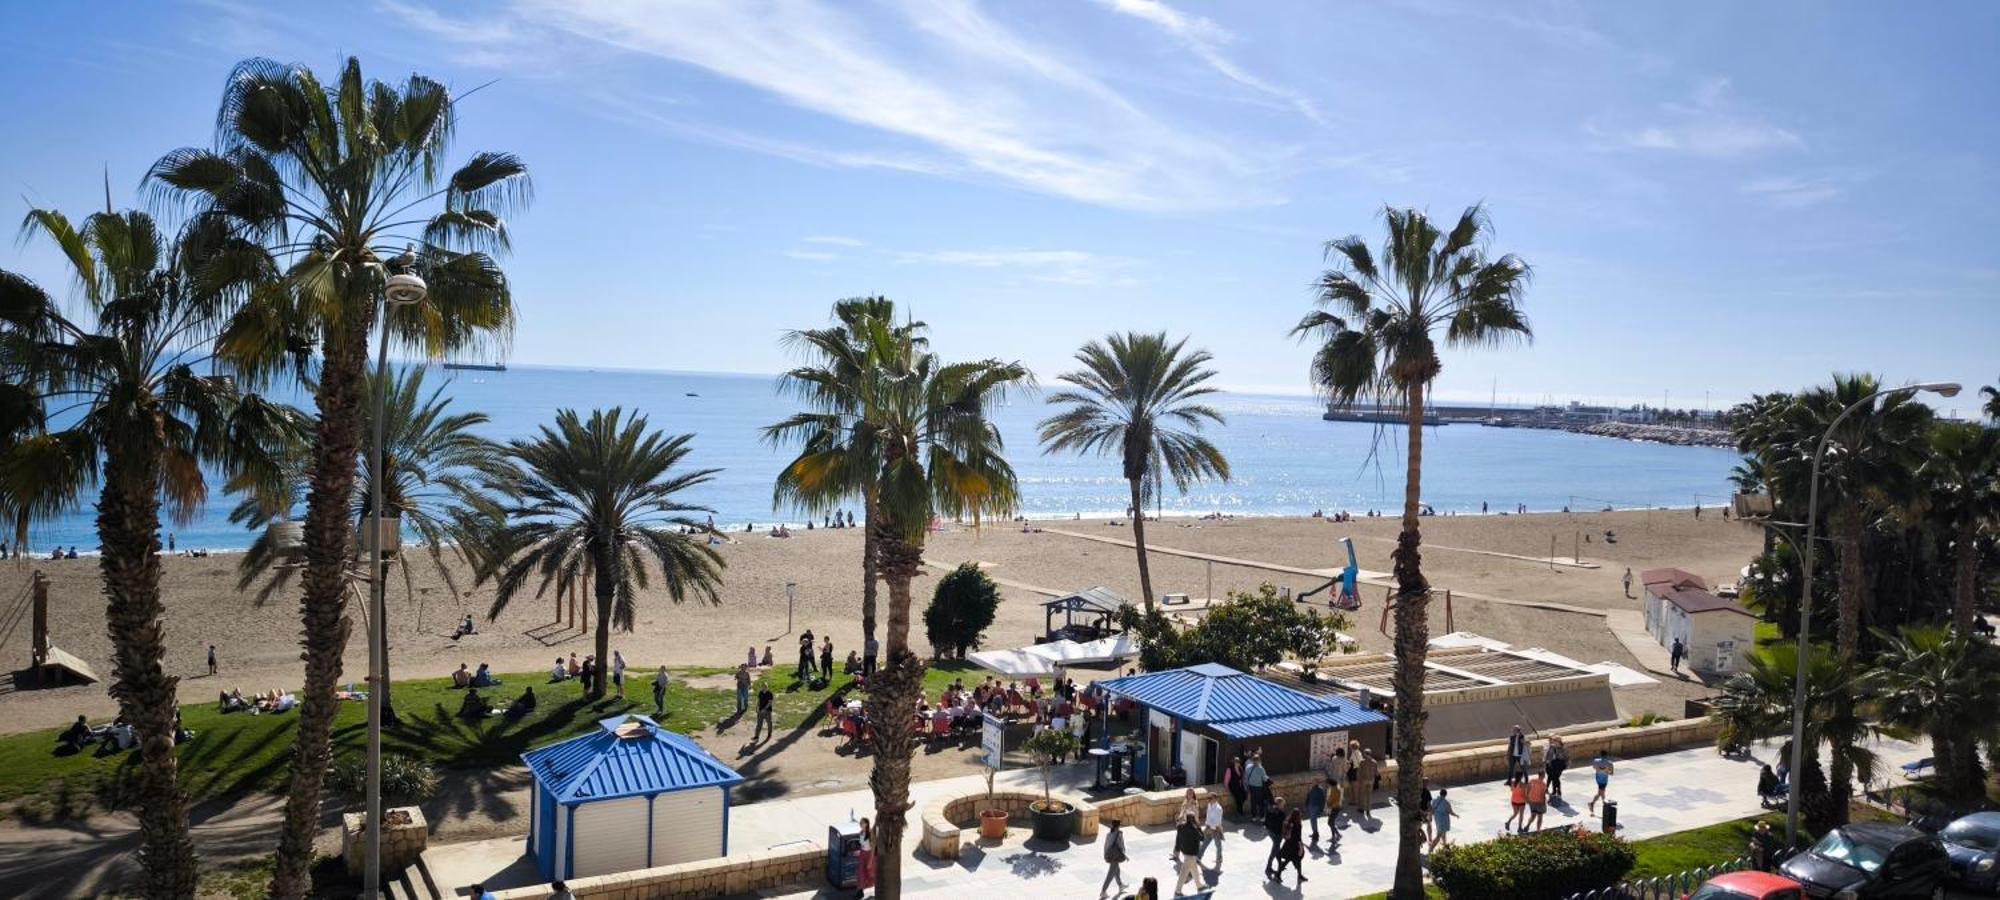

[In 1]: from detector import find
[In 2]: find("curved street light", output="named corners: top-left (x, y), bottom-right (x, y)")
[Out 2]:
top-left (1784, 381), bottom-right (1958, 846)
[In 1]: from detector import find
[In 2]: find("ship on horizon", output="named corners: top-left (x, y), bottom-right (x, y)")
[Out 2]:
top-left (442, 362), bottom-right (506, 372)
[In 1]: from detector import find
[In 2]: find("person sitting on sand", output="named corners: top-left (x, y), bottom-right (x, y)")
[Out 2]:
top-left (453, 614), bottom-right (477, 639)
top-left (472, 663), bottom-right (499, 688)
top-left (452, 663), bottom-right (472, 689)
top-left (747, 646), bottom-right (759, 668)
top-left (551, 657), bottom-right (569, 682)
top-left (759, 645), bottom-right (774, 667)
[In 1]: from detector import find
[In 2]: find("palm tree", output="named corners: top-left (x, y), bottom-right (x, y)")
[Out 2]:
top-left (778, 312), bottom-right (1025, 898)
top-left (0, 206), bottom-right (300, 898)
top-left (1983, 382), bottom-right (1998, 421)
top-left (1917, 423), bottom-right (2000, 633)
top-left (475, 408), bottom-right (725, 698)
top-left (1714, 644), bottom-right (1878, 836)
top-left (229, 366), bottom-right (508, 712)
top-left (1869, 627), bottom-right (2000, 800)
top-left (1290, 204), bottom-right (1530, 897)
top-left (150, 57), bottom-right (528, 897)
top-left (765, 297), bottom-right (925, 660)
top-left (1038, 332), bottom-right (1229, 611)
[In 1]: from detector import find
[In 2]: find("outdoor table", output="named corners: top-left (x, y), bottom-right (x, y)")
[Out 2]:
top-left (1089, 747), bottom-right (1111, 789)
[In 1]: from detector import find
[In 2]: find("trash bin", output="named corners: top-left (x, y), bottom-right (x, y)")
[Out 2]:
top-left (827, 821), bottom-right (861, 888)
top-left (1602, 800), bottom-right (1618, 835)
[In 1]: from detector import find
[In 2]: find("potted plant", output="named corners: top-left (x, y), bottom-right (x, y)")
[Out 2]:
top-left (1021, 728), bottom-right (1082, 842)
top-left (978, 767), bottom-right (1009, 839)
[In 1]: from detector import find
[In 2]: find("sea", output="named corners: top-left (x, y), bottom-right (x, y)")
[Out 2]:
top-left (24, 366), bottom-right (1742, 553)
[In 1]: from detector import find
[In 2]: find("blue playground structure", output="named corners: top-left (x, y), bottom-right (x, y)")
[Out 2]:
top-left (1298, 536), bottom-right (1363, 611)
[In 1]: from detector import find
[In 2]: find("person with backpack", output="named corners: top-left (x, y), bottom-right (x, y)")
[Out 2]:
top-left (1099, 818), bottom-right (1128, 898)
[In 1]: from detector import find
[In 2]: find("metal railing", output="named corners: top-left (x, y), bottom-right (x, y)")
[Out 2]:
top-left (1562, 849), bottom-right (1795, 900)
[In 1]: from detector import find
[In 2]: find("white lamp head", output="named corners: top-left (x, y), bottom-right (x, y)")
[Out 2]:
top-left (1914, 382), bottom-right (1962, 398)
top-left (384, 272), bottom-right (428, 306)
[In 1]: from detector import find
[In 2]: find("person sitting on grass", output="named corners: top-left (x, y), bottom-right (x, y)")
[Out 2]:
top-left (472, 663), bottom-right (500, 688)
top-left (551, 657), bottom-right (569, 682)
top-left (458, 688), bottom-right (492, 720)
top-left (506, 687), bottom-right (537, 719)
top-left (219, 688), bottom-right (248, 712)
top-left (451, 663), bottom-right (472, 689)
top-left (57, 715), bottom-right (94, 753)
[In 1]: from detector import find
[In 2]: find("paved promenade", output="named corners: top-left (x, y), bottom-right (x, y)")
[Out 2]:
top-left (747, 736), bottom-right (1926, 899)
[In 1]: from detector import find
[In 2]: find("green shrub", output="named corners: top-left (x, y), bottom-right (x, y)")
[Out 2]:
top-left (327, 752), bottom-right (439, 804)
top-left (1625, 712), bottom-right (1669, 727)
top-left (1429, 827), bottom-right (1636, 900)
top-left (925, 562), bottom-right (1001, 658)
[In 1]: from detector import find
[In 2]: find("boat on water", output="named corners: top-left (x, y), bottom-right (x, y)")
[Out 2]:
top-left (685, 392), bottom-right (700, 397)
top-left (443, 362), bottom-right (506, 372)
top-left (1479, 379), bottom-right (1515, 427)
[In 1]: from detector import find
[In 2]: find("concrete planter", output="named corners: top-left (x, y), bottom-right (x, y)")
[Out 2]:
top-left (341, 806), bottom-right (427, 877)
top-left (1028, 800), bottom-right (1076, 842)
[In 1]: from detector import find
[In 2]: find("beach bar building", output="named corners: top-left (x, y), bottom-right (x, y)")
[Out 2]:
top-left (1642, 568), bottom-right (1755, 675)
top-left (1097, 663), bottom-right (1387, 788)
top-left (523, 714), bottom-right (743, 881)
top-left (1042, 586), bottom-right (1130, 642)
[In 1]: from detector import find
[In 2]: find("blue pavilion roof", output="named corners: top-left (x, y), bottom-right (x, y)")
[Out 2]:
top-left (1100, 663), bottom-right (1386, 738)
top-left (523, 714), bottom-right (743, 803)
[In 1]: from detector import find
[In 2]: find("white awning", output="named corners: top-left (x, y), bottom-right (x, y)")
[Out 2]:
top-left (966, 648), bottom-right (1058, 676)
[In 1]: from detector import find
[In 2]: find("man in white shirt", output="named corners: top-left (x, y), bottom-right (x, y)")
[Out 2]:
top-left (1202, 795), bottom-right (1226, 862)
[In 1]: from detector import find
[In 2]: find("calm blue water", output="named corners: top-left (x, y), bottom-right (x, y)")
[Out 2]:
top-left (26, 366), bottom-right (1740, 552)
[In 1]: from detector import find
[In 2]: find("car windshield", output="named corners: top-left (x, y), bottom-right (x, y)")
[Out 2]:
top-left (1811, 830), bottom-right (1889, 873)
top-left (1689, 887), bottom-right (1757, 900)
top-left (1943, 820), bottom-right (2000, 852)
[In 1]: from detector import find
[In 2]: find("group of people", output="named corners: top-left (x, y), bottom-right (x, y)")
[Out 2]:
top-left (216, 687), bottom-right (297, 715)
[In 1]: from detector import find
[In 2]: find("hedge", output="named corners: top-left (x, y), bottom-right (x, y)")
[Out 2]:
top-left (1429, 827), bottom-right (1637, 899)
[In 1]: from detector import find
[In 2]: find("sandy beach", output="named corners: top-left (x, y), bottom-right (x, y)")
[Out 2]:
top-left (0, 508), bottom-right (1759, 737)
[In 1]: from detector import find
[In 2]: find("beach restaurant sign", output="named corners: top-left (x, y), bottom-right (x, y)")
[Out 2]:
top-left (982, 712), bottom-right (1005, 770)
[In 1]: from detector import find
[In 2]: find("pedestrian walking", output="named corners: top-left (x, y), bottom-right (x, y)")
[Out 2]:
top-left (1357, 749), bottom-right (1379, 822)
top-left (1428, 788), bottom-right (1458, 852)
top-left (1224, 755), bottom-right (1247, 816)
top-left (1526, 772), bottom-right (1549, 831)
top-left (1506, 725), bottom-right (1529, 785)
top-left (1100, 818), bottom-right (1128, 898)
top-left (1171, 789), bottom-right (1200, 862)
top-left (754, 685), bottom-right (776, 741)
top-left (1172, 815), bottom-right (1204, 895)
top-left (1275, 808), bottom-right (1308, 886)
top-left (797, 630), bottom-right (816, 681)
top-left (1546, 735), bottom-right (1569, 800)
top-left (1261, 795), bottom-right (1287, 879)
top-left (1588, 750), bottom-right (1615, 814)
top-left (1201, 794), bottom-right (1225, 862)
top-left (206, 644), bottom-right (217, 676)
top-left (651, 665), bottom-right (669, 716)
top-left (1504, 779), bottom-right (1527, 834)
top-left (819, 637), bottom-right (834, 685)
top-left (856, 817), bottom-right (876, 898)
top-left (1669, 637), bottom-right (1686, 675)
top-left (1343, 741), bottom-right (1362, 816)
top-left (1325, 769), bottom-right (1344, 841)
top-left (1623, 567), bottom-right (1634, 598)
top-left (735, 663), bottom-right (752, 714)
top-left (1244, 750), bottom-right (1270, 819)
top-left (1418, 780), bottom-right (1434, 845)
top-left (1303, 779), bottom-right (1327, 844)
top-left (613, 650), bottom-right (628, 699)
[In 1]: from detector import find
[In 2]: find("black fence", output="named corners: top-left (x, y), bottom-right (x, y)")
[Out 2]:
top-left (1561, 849), bottom-right (1796, 900)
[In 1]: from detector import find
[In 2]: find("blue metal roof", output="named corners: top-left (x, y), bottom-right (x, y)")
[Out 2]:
top-left (522, 714), bottom-right (743, 803)
top-left (1100, 663), bottom-right (1386, 738)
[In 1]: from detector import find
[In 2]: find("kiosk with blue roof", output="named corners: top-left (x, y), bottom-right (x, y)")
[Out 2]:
top-left (1097, 663), bottom-right (1389, 787)
top-left (522, 714), bottom-right (744, 881)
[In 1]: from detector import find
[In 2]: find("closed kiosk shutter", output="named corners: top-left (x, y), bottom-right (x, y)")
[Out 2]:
top-left (570, 796), bottom-right (652, 878)
top-left (650, 788), bottom-right (724, 867)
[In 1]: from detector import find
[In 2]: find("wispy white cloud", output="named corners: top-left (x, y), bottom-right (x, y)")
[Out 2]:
top-left (1589, 78), bottom-right (1802, 159)
top-left (398, 0), bottom-right (1277, 211)
top-left (785, 250), bottom-right (839, 262)
top-left (898, 248), bottom-right (1142, 287)
top-left (1094, 0), bottom-right (1330, 126)
top-left (1741, 174), bottom-right (1841, 208)
top-left (804, 235), bottom-right (864, 247)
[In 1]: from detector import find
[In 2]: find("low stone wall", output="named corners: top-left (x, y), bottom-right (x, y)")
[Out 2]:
top-left (487, 843), bottom-right (823, 900)
top-left (922, 787), bottom-right (1113, 860)
top-left (342, 807), bottom-right (427, 877)
top-left (1095, 786), bottom-right (1220, 829)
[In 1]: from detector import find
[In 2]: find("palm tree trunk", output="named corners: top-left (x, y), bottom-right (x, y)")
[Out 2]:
top-left (867, 520), bottom-right (926, 900)
top-left (1127, 476), bottom-right (1156, 612)
top-left (99, 430), bottom-right (199, 899)
top-left (270, 325), bottom-right (370, 900)
top-left (1390, 382), bottom-right (1433, 899)
top-left (592, 550), bottom-right (613, 699)
top-left (863, 489), bottom-right (880, 651)
top-left (1953, 521), bottom-right (1978, 635)
top-left (1827, 505), bottom-right (1866, 828)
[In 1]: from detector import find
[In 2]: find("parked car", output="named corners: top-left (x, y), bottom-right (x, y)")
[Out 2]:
top-left (1687, 871), bottom-right (1809, 900)
top-left (1939, 811), bottom-right (2000, 894)
top-left (1778, 822), bottom-right (1950, 899)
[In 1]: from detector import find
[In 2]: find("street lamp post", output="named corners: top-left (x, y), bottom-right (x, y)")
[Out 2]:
top-left (1783, 381), bottom-right (1957, 847)
top-left (365, 266), bottom-right (427, 899)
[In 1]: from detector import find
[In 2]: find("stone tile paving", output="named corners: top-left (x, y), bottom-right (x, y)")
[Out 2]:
top-left (743, 736), bottom-right (1927, 899)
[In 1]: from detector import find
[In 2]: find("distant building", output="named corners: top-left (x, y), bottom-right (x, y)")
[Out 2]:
top-left (1641, 568), bottom-right (1756, 675)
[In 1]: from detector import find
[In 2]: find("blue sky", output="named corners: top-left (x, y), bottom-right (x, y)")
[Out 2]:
top-left (2, 0), bottom-right (1995, 411)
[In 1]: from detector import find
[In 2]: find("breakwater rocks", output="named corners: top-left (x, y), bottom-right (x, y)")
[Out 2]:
top-left (1572, 422), bottom-right (1733, 448)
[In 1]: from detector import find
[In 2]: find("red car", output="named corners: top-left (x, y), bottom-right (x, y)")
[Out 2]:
top-left (1687, 871), bottom-right (1811, 900)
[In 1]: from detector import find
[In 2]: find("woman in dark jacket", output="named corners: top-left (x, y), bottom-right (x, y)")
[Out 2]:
top-left (1225, 756), bottom-right (1247, 815)
top-left (1273, 808), bottom-right (1308, 885)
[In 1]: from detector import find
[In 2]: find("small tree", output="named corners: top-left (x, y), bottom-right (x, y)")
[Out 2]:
top-left (925, 562), bottom-right (1001, 658)
top-left (1124, 583), bottom-right (1351, 673)
top-left (1021, 728), bottom-right (1082, 810)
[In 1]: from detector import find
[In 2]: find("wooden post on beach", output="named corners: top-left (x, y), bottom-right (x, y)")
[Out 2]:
top-left (30, 571), bottom-right (48, 670)
top-left (1549, 535), bottom-right (1557, 571)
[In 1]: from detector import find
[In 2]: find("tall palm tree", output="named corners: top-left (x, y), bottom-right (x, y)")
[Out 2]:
top-left (1290, 204), bottom-right (1530, 897)
top-left (0, 206), bottom-right (299, 898)
top-left (475, 408), bottom-right (725, 698)
top-left (778, 312), bottom-right (1026, 898)
top-left (229, 366), bottom-right (508, 712)
top-left (1917, 423), bottom-right (2000, 633)
top-left (1983, 382), bottom-right (1999, 421)
top-left (1869, 627), bottom-right (2000, 800)
top-left (765, 297), bottom-right (925, 658)
top-left (1714, 643), bottom-right (1878, 836)
top-left (1038, 332), bottom-right (1229, 610)
top-left (150, 57), bottom-right (528, 897)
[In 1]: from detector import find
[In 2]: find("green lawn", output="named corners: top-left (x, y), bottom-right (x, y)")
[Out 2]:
top-left (0, 661), bottom-right (883, 820)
